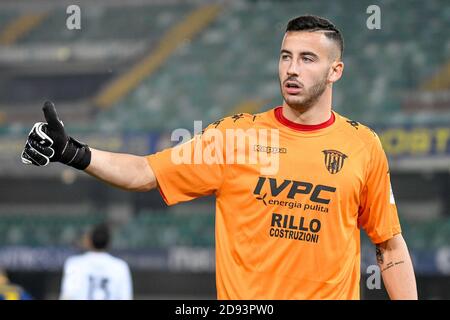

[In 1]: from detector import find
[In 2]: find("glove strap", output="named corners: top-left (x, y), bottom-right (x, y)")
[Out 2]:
top-left (60, 137), bottom-right (91, 170)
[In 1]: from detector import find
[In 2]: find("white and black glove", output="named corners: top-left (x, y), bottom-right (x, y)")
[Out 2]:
top-left (21, 101), bottom-right (91, 170)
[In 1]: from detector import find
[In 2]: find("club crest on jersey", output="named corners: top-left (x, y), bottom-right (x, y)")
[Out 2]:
top-left (322, 150), bottom-right (348, 174)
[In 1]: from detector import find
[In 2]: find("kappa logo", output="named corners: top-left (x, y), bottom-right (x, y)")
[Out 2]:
top-left (322, 150), bottom-right (348, 174)
top-left (253, 145), bottom-right (287, 154)
top-left (346, 120), bottom-right (359, 129)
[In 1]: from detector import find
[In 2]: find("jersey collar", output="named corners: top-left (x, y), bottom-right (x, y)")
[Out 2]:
top-left (274, 106), bottom-right (335, 132)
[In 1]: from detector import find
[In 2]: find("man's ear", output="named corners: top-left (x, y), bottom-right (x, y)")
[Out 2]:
top-left (328, 60), bottom-right (344, 83)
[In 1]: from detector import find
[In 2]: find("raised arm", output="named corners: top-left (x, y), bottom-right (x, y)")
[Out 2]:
top-left (86, 149), bottom-right (156, 192)
top-left (376, 233), bottom-right (418, 300)
top-left (21, 101), bottom-right (157, 192)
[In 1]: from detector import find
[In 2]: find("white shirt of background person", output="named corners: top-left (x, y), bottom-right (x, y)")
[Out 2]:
top-left (59, 224), bottom-right (133, 300)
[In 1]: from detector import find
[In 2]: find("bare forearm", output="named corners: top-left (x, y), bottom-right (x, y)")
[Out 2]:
top-left (85, 148), bottom-right (157, 192)
top-left (376, 234), bottom-right (418, 300)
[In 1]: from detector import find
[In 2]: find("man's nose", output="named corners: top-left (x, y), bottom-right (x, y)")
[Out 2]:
top-left (287, 61), bottom-right (300, 76)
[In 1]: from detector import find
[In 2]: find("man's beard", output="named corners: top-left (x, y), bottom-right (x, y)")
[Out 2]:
top-left (281, 73), bottom-right (329, 111)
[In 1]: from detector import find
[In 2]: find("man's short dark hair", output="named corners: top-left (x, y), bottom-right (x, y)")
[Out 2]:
top-left (286, 15), bottom-right (344, 60)
top-left (90, 223), bottom-right (110, 250)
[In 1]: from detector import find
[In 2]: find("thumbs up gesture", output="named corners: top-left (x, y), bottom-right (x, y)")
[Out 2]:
top-left (21, 101), bottom-right (91, 170)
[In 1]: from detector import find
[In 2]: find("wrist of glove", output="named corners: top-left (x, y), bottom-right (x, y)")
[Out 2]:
top-left (57, 136), bottom-right (92, 170)
top-left (21, 101), bottom-right (91, 170)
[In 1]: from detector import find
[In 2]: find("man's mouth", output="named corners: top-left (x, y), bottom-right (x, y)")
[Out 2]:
top-left (284, 81), bottom-right (303, 95)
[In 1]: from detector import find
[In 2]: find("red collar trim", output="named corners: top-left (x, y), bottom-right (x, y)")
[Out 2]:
top-left (274, 106), bottom-right (335, 131)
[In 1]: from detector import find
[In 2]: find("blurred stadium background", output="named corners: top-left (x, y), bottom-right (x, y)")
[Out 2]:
top-left (0, 0), bottom-right (449, 299)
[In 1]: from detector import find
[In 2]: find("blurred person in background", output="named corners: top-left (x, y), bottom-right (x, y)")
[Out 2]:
top-left (0, 268), bottom-right (33, 300)
top-left (59, 223), bottom-right (133, 300)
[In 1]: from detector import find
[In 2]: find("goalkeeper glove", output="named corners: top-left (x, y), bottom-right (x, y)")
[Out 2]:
top-left (21, 101), bottom-right (91, 170)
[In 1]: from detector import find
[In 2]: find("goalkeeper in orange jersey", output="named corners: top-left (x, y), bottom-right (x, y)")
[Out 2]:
top-left (21, 15), bottom-right (417, 299)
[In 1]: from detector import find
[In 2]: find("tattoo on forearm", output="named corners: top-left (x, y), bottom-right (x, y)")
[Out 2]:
top-left (376, 245), bottom-right (384, 264)
top-left (376, 244), bottom-right (406, 272)
top-left (382, 261), bottom-right (394, 271)
top-left (381, 260), bottom-right (405, 272)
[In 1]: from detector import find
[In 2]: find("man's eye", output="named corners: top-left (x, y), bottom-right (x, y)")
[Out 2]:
top-left (281, 55), bottom-right (290, 60)
top-left (302, 57), bottom-right (313, 62)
